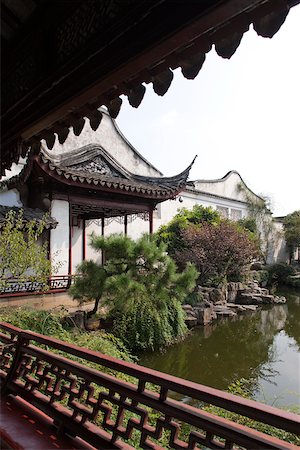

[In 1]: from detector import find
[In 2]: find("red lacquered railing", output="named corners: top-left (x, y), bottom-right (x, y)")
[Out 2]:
top-left (0, 322), bottom-right (299, 449)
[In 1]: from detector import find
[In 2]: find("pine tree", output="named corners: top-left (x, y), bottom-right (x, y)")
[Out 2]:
top-left (70, 233), bottom-right (198, 350)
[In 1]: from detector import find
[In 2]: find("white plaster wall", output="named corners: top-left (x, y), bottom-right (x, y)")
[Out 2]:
top-left (72, 225), bottom-right (83, 274)
top-left (156, 190), bottom-right (249, 231)
top-left (266, 221), bottom-right (289, 264)
top-left (50, 200), bottom-right (69, 275)
top-left (46, 110), bottom-right (161, 177)
top-left (104, 220), bottom-right (123, 237)
top-left (0, 188), bottom-right (22, 207)
top-left (85, 220), bottom-right (102, 264)
top-left (127, 217), bottom-right (150, 239)
top-left (193, 172), bottom-right (258, 204)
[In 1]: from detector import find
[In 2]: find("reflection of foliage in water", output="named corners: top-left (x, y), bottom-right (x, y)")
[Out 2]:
top-left (141, 288), bottom-right (300, 405)
top-left (279, 287), bottom-right (300, 349)
top-left (141, 312), bottom-right (274, 394)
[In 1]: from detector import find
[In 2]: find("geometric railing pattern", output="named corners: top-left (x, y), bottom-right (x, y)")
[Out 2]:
top-left (0, 322), bottom-right (299, 449)
top-left (0, 275), bottom-right (73, 295)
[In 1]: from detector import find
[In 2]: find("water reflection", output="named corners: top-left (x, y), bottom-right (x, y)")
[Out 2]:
top-left (140, 288), bottom-right (300, 408)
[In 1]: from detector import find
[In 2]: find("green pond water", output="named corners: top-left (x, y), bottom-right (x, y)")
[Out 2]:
top-left (140, 287), bottom-right (300, 409)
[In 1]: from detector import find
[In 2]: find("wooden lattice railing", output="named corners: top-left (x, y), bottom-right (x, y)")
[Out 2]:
top-left (0, 322), bottom-right (299, 449)
top-left (0, 275), bottom-right (74, 296)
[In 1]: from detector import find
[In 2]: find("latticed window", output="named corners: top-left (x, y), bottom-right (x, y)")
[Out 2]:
top-left (216, 205), bottom-right (229, 218)
top-left (230, 208), bottom-right (242, 221)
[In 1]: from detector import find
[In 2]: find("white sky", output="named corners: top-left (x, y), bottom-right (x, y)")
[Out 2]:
top-left (117, 6), bottom-right (300, 217)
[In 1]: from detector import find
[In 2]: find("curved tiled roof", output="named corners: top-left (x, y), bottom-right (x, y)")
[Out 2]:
top-left (2, 146), bottom-right (194, 201)
top-left (37, 147), bottom-right (195, 199)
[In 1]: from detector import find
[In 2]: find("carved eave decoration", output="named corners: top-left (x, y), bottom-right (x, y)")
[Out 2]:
top-left (2, 147), bottom-right (195, 202)
top-left (1, 0), bottom-right (299, 174)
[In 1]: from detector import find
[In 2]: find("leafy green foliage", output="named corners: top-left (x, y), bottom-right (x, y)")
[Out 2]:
top-left (238, 217), bottom-right (258, 234)
top-left (247, 269), bottom-right (269, 286)
top-left (0, 307), bottom-right (134, 364)
top-left (236, 183), bottom-right (277, 263)
top-left (71, 234), bottom-right (198, 351)
top-left (284, 210), bottom-right (300, 260)
top-left (0, 209), bottom-right (53, 290)
top-left (156, 205), bottom-right (220, 255)
top-left (157, 205), bottom-right (259, 287)
top-left (266, 263), bottom-right (296, 286)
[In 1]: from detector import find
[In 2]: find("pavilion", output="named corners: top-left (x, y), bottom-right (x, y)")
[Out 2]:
top-left (1, 135), bottom-right (194, 275)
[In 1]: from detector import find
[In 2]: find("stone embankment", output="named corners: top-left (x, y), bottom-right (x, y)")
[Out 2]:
top-left (183, 281), bottom-right (286, 328)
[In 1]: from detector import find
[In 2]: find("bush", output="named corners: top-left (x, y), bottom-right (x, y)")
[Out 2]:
top-left (71, 234), bottom-right (198, 351)
top-left (247, 269), bottom-right (269, 286)
top-left (184, 291), bottom-right (204, 306)
top-left (286, 275), bottom-right (300, 288)
top-left (0, 307), bottom-right (134, 364)
top-left (266, 263), bottom-right (296, 286)
top-left (113, 296), bottom-right (187, 352)
top-left (0, 209), bottom-right (54, 290)
top-left (175, 221), bottom-right (259, 286)
top-left (156, 205), bottom-right (220, 256)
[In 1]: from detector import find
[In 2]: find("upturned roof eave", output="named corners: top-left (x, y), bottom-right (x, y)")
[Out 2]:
top-left (35, 155), bottom-right (186, 201)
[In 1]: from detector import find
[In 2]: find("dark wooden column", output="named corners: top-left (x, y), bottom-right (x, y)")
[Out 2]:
top-left (82, 219), bottom-right (86, 261)
top-left (149, 209), bottom-right (154, 235)
top-left (68, 203), bottom-right (72, 276)
top-left (101, 217), bottom-right (105, 264)
top-left (124, 214), bottom-right (128, 236)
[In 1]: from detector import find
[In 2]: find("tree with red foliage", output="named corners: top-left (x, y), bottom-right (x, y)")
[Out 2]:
top-left (175, 221), bottom-right (259, 286)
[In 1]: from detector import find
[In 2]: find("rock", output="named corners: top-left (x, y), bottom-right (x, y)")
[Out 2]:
top-left (182, 304), bottom-right (193, 311)
top-left (274, 296), bottom-right (287, 304)
top-left (228, 282), bottom-right (244, 291)
top-left (260, 294), bottom-right (276, 304)
top-left (85, 317), bottom-right (101, 331)
top-left (185, 315), bottom-right (198, 328)
top-left (194, 306), bottom-right (216, 325)
top-left (210, 288), bottom-right (226, 304)
top-left (260, 288), bottom-right (269, 295)
top-left (242, 305), bottom-right (258, 311)
top-left (237, 293), bottom-right (263, 305)
top-left (226, 303), bottom-right (247, 312)
top-left (67, 310), bottom-right (86, 329)
top-left (215, 309), bottom-right (237, 317)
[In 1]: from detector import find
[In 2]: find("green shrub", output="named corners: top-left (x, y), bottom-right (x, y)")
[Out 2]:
top-left (156, 204), bottom-right (221, 256)
top-left (248, 269), bottom-right (269, 286)
top-left (266, 263), bottom-right (296, 286)
top-left (184, 291), bottom-right (204, 306)
top-left (71, 234), bottom-right (198, 352)
top-left (286, 275), bottom-right (300, 288)
top-left (0, 307), bottom-right (134, 363)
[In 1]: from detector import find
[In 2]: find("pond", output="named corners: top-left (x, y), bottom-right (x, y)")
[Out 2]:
top-left (140, 287), bottom-right (300, 409)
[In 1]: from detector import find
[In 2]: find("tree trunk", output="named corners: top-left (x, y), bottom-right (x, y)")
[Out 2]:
top-left (87, 297), bottom-right (100, 319)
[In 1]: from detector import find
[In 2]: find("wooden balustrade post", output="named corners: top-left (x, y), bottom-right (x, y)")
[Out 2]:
top-left (1, 333), bottom-right (27, 395)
